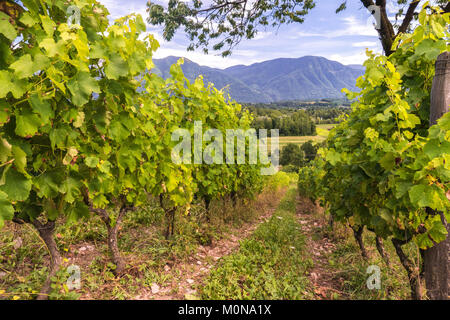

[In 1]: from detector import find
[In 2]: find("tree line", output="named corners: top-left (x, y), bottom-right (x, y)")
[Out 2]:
top-left (246, 108), bottom-right (316, 136)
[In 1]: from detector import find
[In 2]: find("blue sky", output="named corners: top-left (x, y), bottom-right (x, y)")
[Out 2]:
top-left (99, 0), bottom-right (407, 68)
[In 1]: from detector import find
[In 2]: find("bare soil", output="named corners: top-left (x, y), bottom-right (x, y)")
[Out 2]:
top-left (61, 189), bottom-right (287, 300)
top-left (295, 195), bottom-right (348, 299)
top-left (139, 191), bottom-right (286, 300)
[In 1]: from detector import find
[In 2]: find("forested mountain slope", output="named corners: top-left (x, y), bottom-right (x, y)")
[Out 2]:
top-left (153, 56), bottom-right (363, 103)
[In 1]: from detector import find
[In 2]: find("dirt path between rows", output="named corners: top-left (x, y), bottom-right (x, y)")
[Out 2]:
top-left (296, 195), bottom-right (348, 300)
top-left (135, 190), bottom-right (287, 300)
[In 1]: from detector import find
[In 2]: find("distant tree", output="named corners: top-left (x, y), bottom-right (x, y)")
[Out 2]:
top-left (281, 164), bottom-right (299, 173)
top-left (280, 143), bottom-right (304, 168)
top-left (263, 117), bottom-right (273, 130)
top-left (301, 140), bottom-right (318, 162)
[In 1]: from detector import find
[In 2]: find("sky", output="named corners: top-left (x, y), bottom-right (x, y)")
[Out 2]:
top-left (99, 0), bottom-right (408, 69)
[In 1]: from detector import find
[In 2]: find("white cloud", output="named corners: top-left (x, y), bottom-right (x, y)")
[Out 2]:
top-left (352, 41), bottom-right (378, 47)
top-left (291, 31), bottom-right (323, 38)
top-left (386, 1), bottom-right (399, 15)
top-left (292, 15), bottom-right (378, 39)
top-left (252, 31), bottom-right (272, 40)
top-left (326, 52), bottom-right (371, 65)
top-left (99, 0), bottom-right (125, 19)
top-left (101, 0), bottom-right (149, 20)
top-left (337, 16), bottom-right (378, 37)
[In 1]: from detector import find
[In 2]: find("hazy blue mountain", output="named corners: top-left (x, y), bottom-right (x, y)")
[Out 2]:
top-left (347, 64), bottom-right (366, 72)
top-left (152, 56), bottom-right (364, 103)
top-left (152, 56), bottom-right (270, 102)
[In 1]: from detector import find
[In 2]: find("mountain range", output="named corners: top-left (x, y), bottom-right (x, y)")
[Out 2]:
top-left (152, 56), bottom-right (364, 103)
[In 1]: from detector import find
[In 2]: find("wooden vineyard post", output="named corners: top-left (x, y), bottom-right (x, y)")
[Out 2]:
top-left (424, 52), bottom-right (450, 300)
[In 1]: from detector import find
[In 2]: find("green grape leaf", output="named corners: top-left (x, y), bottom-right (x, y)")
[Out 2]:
top-left (424, 139), bottom-right (450, 159)
top-left (409, 184), bottom-right (444, 210)
top-left (40, 15), bottom-right (56, 36)
top-left (15, 108), bottom-right (41, 137)
top-left (0, 169), bottom-right (31, 201)
top-left (105, 55), bottom-right (128, 80)
top-left (12, 145), bottom-right (27, 174)
top-left (39, 38), bottom-right (59, 57)
top-left (67, 72), bottom-right (100, 106)
top-left (0, 18), bottom-right (17, 40)
top-left (0, 190), bottom-right (14, 228)
top-left (34, 170), bottom-right (64, 198)
top-left (428, 217), bottom-right (448, 244)
top-left (0, 70), bottom-right (11, 98)
top-left (10, 54), bottom-right (34, 79)
top-left (43, 199), bottom-right (59, 220)
top-left (19, 12), bottom-right (37, 27)
top-left (0, 138), bottom-right (12, 164)
top-left (61, 176), bottom-right (81, 203)
top-left (30, 94), bottom-right (53, 124)
top-left (85, 156), bottom-right (99, 168)
top-left (67, 202), bottom-right (90, 223)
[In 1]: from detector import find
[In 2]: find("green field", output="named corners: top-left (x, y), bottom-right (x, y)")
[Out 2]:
top-left (316, 123), bottom-right (337, 130)
top-left (266, 123), bottom-right (336, 149)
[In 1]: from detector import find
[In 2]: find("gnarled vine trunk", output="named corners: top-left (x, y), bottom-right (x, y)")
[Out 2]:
top-left (392, 238), bottom-right (424, 300)
top-left (160, 194), bottom-right (176, 239)
top-left (375, 236), bottom-right (390, 267)
top-left (31, 219), bottom-right (62, 300)
top-left (230, 191), bottom-right (237, 208)
top-left (351, 225), bottom-right (369, 260)
top-left (328, 213), bottom-right (334, 229)
top-left (204, 197), bottom-right (211, 223)
top-left (164, 208), bottom-right (176, 239)
top-left (94, 204), bottom-right (131, 276)
top-left (104, 209), bottom-right (126, 275)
